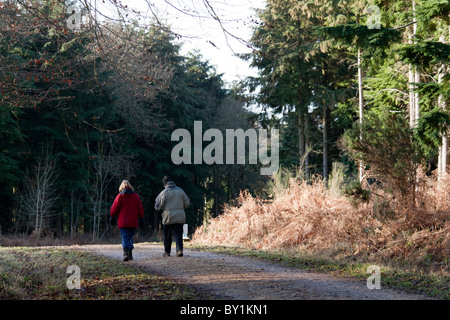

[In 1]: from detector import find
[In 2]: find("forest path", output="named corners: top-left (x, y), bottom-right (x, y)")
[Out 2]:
top-left (77, 242), bottom-right (429, 300)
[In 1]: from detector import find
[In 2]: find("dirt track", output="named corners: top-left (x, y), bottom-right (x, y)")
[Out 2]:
top-left (77, 243), bottom-right (430, 300)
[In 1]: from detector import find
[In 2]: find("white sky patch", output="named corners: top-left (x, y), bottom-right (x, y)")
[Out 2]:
top-left (85, 0), bottom-right (266, 86)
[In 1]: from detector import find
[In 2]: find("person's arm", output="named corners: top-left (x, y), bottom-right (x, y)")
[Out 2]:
top-left (110, 194), bottom-right (121, 226)
top-left (154, 190), bottom-right (165, 212)
top-left (110, 194), bottom-right (121, 218)
top-left (183, 191), bottom-right (190, 209)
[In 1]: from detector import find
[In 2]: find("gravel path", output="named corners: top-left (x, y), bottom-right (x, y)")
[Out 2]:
top-left (77, 243), bottom-right (430, 300)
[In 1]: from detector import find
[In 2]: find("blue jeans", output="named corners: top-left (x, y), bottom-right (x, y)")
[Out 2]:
top-left (120, 228), bottom-right (136, 251)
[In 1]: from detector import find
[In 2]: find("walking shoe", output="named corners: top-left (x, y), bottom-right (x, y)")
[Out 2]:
top-left (176, 250), bottom-right (183, 257)
top-left (128, 249), bottom-right (133, 261)
top-left (162, 252), bottom-right (170, 257)
top-left (123, 250), bottom-right (129, 261)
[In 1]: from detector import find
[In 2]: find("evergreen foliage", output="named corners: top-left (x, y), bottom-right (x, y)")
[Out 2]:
top-left (241, 0), bottom-right (448, 202)
top-left (0, 0), bottom-right (448, 238)
top-left (0, 0), bottom-right (258, 236)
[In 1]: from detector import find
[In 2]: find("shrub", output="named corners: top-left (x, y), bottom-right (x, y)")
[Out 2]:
top-left (343, 180), bottom-right (371, 206)
top-left (192, 172), bottom-right (449, 269)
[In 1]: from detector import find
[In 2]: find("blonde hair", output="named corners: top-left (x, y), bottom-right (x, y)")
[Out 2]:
top-left (119, 180), bottom-right (134, 192)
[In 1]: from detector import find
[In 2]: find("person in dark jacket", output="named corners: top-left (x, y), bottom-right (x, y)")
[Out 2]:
top-left (110, 180), bottom-right (144, 261)
top-left (155, 176), bottom-right (190, 257)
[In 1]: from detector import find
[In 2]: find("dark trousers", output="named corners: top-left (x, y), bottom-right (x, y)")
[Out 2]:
top-left (163, 223), bottom-right (183, 254)
top-left (120, 228), bottom-right (136, 251)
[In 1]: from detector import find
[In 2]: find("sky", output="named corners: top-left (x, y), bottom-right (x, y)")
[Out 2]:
top-left (117, 0), bottom-right (266, 86)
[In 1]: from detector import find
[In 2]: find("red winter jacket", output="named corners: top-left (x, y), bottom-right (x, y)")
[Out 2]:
top-left (110, 188), bottom-right (144, 228)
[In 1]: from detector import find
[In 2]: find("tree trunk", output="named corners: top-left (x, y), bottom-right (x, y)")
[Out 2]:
top-left (227, 171), bottom-right (231, 202)
top-left (409, 65), bottom-right (420, 128)
top-left (413, 1), bottom-right (420, 125)
top-left (438, 134), bottom-right (448, 180)
top-left (414, 68), bottom-right (420, 122)
top-left (304, 114), bottom-right (310, 177)
top-left (357, 48), bottom-right (364, 182)
top-left (213, 166), bottom-right (219, 218)
top-left (297, 111), bottom-right (305, 166)
top-left (409, 1), bottom-right (420, 129)
top-left (323, 105), bottom-right (329, 180)
top-left (438, 31), bottom-right (448, 181)
top-left (408, 35), bottom-right (416, 127)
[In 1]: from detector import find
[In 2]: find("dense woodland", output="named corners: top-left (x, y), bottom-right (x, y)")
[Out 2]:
top-left (0, 0), bottom-right (264, 239)
top-left (242, 0), bottom-right (449, 182)
top-left (0, 0), bottom-right (449, 243)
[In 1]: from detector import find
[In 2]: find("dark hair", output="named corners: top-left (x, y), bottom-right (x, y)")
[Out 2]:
top-left (162, 176), bottom-right (172, 185)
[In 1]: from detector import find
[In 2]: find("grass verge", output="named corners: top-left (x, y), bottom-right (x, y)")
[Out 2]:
top-left (188, 244), bottom-right (449, 300)
top-left (0, 247), bottom-right (208, 300)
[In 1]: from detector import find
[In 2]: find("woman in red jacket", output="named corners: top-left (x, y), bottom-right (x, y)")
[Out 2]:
top-left (110, 180), bottom-right (144, 261)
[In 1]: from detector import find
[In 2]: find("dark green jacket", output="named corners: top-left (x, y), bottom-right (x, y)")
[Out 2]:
top-left (154, 181), bottom-right (190, 225)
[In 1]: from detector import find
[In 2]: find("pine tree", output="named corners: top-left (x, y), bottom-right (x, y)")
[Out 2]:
top-left (318, 0), bottom-right (449, 203)
top-left (242, 0), bottom-right (355, 179)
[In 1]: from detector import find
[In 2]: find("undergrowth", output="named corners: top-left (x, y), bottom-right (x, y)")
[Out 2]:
top-left (192, 167), bottom-right (449, 278)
